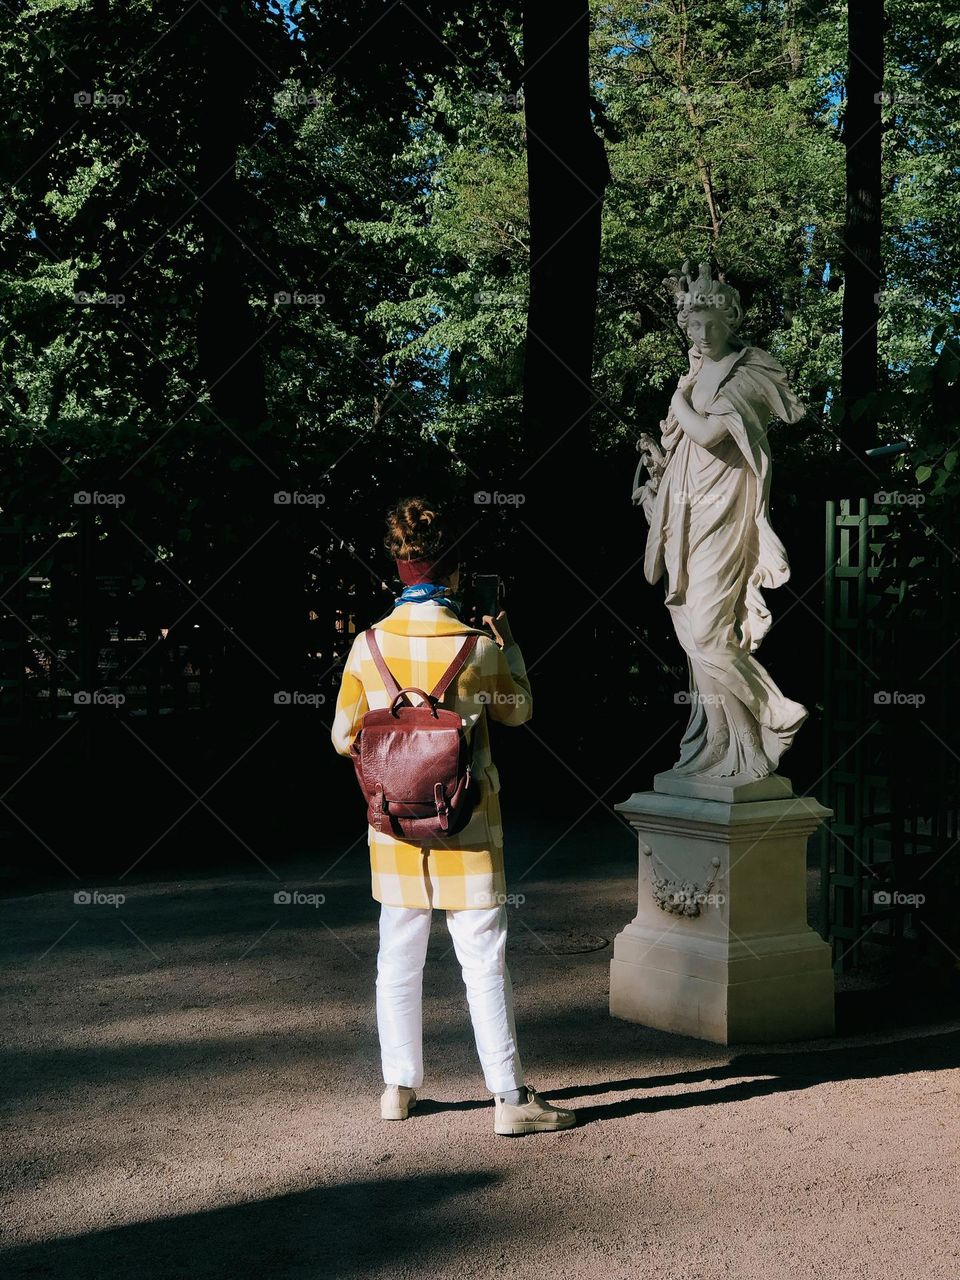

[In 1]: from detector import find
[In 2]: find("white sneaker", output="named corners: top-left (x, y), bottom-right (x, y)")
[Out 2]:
top-left (494, 1086), bottom-right (576, 1136)
top-left (381, 1084), bottom-right (417, 1120)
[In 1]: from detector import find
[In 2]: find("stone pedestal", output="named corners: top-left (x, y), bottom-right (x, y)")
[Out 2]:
top-left (609, 784), bottom-right (834, 1044)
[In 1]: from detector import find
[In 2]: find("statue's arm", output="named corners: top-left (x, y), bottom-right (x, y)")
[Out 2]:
top-left (669, 388), bottom-right (730, 449)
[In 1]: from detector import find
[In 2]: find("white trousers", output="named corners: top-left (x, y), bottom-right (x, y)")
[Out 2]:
top-left (376, 903), bottom-right (524, 1094)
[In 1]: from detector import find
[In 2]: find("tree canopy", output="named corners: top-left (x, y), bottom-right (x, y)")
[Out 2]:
top-left (0, 0), bottom-right (958, 798)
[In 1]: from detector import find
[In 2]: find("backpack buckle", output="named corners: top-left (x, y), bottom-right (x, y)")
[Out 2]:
top-left (373, 783), bottom-right (385, 831)
top-left (434, 782), bottom-right (450, 832)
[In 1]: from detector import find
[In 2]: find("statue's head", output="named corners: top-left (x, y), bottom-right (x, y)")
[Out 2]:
top-left (664, 260), bottom-right (743, 358)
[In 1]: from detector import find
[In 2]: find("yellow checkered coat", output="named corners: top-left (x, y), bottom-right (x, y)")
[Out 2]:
top-left (331, 601), bottom-right (532, 910)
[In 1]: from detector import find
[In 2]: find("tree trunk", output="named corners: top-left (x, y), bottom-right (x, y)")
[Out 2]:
top-left (519, 0), bottom-right (609, 758)
top-left (840, 0), bottom-right (884, 461)
top-left (190, 0), bottom-right (298, 839)
top-left (196, 0), bottom-right (267, 428)
top-left (522, 0), bottom-right (608, 477)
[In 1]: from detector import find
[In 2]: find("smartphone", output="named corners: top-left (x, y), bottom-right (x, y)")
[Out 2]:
top-left (466, 574), bottom-right (503, 627)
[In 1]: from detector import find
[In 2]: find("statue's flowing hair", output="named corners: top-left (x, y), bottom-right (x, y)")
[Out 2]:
top-left (664, 260), bottom-right (744, 335)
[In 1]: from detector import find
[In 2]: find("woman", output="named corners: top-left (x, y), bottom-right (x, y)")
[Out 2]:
top-left (638, 262), bottom-right (808, 780)
top-left (331, 496), bottom-right (575, 1136)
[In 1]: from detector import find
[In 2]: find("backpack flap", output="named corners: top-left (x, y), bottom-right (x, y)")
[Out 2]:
top-left (352, 630), bottom-right (480, 840)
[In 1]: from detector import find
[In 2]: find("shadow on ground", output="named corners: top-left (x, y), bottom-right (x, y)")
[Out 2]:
top-left (1, 1171), bottom-right (502, 1280)
top-left (550, 1027), bottom-right (960, 1124)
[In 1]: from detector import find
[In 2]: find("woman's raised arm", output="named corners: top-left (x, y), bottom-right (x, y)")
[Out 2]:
top-left (670, 387), bottom-right (731, 449)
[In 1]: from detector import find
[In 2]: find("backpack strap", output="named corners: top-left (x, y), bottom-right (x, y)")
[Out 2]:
top-left (365, 629), bottom-right (479, 706)
top-left (429, 634), bottom-right (479, 703)
top-left (364, 629), bottom-right (401, 701)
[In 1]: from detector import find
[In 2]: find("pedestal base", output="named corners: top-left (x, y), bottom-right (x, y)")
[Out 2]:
top-left (653, 770), bottom-right (794, 803)
top-left (609, 788), bottom-right (834, 1045)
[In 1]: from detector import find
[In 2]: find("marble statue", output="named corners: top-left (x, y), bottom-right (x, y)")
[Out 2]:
top-left (633, 261), bottom-right (807, 781)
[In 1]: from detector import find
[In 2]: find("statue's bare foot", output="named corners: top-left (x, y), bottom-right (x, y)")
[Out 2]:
top-left (703, 722), bottom-right (774, 779)
top-left (674, 728), bottom-right (730, 776)
top-left (742, 722), bottom-right (775, 777)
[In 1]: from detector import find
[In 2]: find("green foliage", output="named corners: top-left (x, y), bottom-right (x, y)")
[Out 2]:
top-left (0, 0), bottom-right (957, 515)
top-left (905, 319), bottom-right (960, 508)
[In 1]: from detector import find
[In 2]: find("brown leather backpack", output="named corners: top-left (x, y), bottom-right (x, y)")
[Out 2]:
top-left (350, 629), bottom-right (479, 841)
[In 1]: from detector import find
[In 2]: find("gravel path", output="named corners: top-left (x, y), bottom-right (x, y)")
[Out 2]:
top-left (2, 810), bottom-right (959, 1280)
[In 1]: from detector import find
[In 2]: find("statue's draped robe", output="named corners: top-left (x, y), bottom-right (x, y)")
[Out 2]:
top-left (644, 346), bottom-right (807, 777)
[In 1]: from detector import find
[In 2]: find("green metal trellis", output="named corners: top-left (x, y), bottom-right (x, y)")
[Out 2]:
top-left (820, 497), bottom-right (959, 972)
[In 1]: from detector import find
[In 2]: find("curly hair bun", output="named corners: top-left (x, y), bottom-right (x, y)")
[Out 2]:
top-left (384, 496), bottom-right (450, 561)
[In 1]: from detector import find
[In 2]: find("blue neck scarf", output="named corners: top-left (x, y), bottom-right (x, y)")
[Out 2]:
top-left (394, 582), bottom-right (461, 614)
